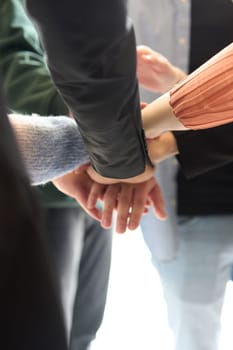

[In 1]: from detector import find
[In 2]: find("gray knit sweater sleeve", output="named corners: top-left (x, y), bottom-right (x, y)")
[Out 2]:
top-left (9, 114), bottom-right (89, 185)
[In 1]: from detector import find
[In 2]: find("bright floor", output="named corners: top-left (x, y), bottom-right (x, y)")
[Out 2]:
top-left (92, 228), bottom-right (233, 350)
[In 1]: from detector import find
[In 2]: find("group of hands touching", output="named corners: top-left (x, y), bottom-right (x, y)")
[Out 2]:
top-left (54, 46), bottom-right (187, 233)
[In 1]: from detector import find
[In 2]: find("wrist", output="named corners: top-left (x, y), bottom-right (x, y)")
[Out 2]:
top-left (142, 92), bottom-right (188, 139)
top-left (142, 93), bottom-right (175, 137)
top-left (161, 67), bottom-right (186, 93)
top-left (173, 67), bottom-right (187, 85)
top-left (147, 132), bottom-right (179, 163)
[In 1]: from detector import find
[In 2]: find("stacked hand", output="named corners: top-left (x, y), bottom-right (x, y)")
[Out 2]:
top-left (53, 164), bottom-right (166, 234)
top-left (53, 45), bottom-right (189, 233)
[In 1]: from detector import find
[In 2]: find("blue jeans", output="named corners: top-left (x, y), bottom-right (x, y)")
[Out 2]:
top-left (141, 215), bottom-right (233, 350)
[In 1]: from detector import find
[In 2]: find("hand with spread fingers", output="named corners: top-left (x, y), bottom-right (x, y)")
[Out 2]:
top-left (87, 174), bottom-right (166, 233)
top-left (53, 166), bottom-right (167, 234)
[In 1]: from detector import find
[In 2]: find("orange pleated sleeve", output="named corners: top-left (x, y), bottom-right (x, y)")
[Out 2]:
top-left (170, 43), bottom-right (233, 130)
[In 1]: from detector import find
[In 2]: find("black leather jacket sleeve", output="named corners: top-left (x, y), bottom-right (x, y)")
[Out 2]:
top-left (173, 123), bottom-right (233, 178)
top-left (25, 0), bottom-right (152, 178)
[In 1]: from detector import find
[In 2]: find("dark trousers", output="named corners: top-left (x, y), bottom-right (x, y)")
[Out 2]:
top-left (43, 207), bottom-right (112, 350)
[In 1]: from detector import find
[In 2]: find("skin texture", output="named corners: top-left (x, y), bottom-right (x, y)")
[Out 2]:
top-left (53, 166), bottom-right (166, 234)
top-left (137, 45), bottom-right (186, 93)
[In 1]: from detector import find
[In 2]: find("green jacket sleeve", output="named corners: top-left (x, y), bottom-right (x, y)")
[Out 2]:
top-left (0, 0), bottom-right (75, 207)
top-left (0, 0), bottom-right (68, 116)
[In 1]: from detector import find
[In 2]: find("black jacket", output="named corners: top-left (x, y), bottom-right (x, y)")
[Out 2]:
top-left (175, 125), bottom-right (233, 214)
top-left (25, 0), bottom-right (151, 178)
top-left (174, 0), bottom-right (233, 215)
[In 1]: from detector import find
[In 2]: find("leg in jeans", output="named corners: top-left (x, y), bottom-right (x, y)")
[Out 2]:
top-left (152, 215), bottom-right (233, 350)
top-left (70, 215), bottom-right (112, 350)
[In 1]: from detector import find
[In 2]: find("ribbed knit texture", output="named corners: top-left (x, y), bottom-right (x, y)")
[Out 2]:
top-left (170, 43), bottom-right (233, 129)
top-left (9, 114), bottom-right (89, 185)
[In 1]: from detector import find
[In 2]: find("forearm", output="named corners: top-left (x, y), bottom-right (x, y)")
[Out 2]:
top-left (142, 92), bottom-right (187, 138)
top-left (25, 0), bottom-right (151, 178)
top-left (142, 44), bottom-right (233, 138)
top-left (9, 114), bottom-right (89, 185)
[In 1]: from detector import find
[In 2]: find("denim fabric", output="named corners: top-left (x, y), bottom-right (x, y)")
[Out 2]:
top-left (141, 158), bottom-right (179, 261)
top-left (151, 215), bottom-right (233, 350)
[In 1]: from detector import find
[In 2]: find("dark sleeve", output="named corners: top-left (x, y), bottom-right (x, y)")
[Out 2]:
top-left (173, 123), bottom-right (233, 178)
top-left (25, 0), bottom-right (151, 178)
top-left (0, 0), bottom-right (68, 116)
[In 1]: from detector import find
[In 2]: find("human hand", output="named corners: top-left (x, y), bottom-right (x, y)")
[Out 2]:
top-left (137, 45), bottom-right (186, 93)
top-left (87, 176), bottom-right (167, 233)
top-left (141, 102), bottom-right (178, 163)
top-left (53, 165), bottom-right (166, 233)
top-left (52, 165), bottom-right (104, 222)
top-left (147, 132), bottom-right (179, 163)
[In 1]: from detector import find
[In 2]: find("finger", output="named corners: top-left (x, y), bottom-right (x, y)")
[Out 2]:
top-left (73, 162), bottom-right (90, 175)
top-left (86, 208), bottom-right (102, 222)
top-left (87, 182), bottom-right (106, 209)
top-left (101, 184), bottom-right (119, 229)
top-left (137, 45), bottom-right (154, 55)
top-left (149, 182), bottom-right (167, 220)
top-left (140, 51), bottom-right (168, 67)
top-left (128, 185), bottom-right (147, 231)
top-left (72, 184), bottom-right (103, 222)
top-left (140, 101), bottom-right (148, 110)
top-left (115, 184), bottom-right (133, 234)
top-left (76, 201), bottom-right (102, 222)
